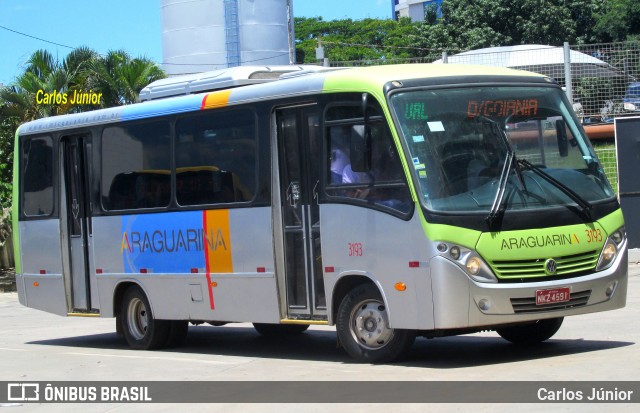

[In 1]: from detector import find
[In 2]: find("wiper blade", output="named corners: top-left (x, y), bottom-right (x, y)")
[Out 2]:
top-left (486, 150), bottom-right (513, 227)
top-left (517, 159), bottom-right (593, 218)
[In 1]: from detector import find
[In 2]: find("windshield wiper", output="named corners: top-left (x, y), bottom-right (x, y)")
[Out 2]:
top-left (482, 116), bottom-right (525, 228)
top-left (517, 159), bottom-right (593, 219)
top-left (486, 150), bottom-right (513, 227)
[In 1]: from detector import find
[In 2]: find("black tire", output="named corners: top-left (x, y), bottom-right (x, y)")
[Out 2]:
top-left (165, 320), bottom-right (189, 348)
top-left (120, 285), bottom-right (171, 350)
top-left (253, 323), bottom-right (309, 336)
top-left (497, 317), bottom-right (564, 345)
top-left (336, 284), bottom-right (415, 363)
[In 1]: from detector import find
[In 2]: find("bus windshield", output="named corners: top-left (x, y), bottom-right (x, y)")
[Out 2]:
top-left (390, 86), bottom-right (615, 213)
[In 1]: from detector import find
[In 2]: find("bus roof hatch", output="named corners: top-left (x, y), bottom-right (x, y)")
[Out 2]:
top-left (139, 65), bottom-right (331, 101)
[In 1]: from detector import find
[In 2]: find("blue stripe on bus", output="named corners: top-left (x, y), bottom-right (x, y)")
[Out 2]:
top-left (121, 211), bottom-right (206, 274)
top-left (121, 94), bottom-right (206, 121)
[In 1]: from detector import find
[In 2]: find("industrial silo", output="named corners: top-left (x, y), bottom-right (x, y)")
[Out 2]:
top-left (161, 0), bottom-right (295, 76)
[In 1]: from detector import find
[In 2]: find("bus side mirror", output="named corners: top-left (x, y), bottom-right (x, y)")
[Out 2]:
top-left (350, 124), bottom-right (372, 172)
top-left (556, 119), bottom-right (568, 157)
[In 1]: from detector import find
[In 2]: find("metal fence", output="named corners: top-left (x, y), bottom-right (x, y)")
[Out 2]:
top-left (594, 145), bottom-right (619, 193)
top-left (331, 41), bottom-right (640, 125)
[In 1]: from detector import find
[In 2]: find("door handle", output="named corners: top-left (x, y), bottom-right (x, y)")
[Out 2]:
top-left (288, 181), bottom-right (301, 208)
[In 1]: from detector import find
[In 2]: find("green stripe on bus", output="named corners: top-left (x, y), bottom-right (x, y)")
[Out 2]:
top-left (12, 128), bottom-right (21, 274)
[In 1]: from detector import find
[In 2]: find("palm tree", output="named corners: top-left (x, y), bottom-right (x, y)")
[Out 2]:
top-left (82, 50), bottom-right (166, 107)
top-left (0, 47), bottom-right (101, 122)
top-left (0, 47), bottom-right (166, 207)
top-left (1, 50), bottom-right (71, 121)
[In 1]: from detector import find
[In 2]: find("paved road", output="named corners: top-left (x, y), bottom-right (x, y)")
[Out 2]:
top-left (1, 265), bottom-right (639, 412)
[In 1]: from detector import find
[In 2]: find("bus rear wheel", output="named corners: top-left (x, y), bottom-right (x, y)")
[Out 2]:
top-left (336, 284), bottom-right (415, 363)
top-left (120, 285), bottom-right (171, 350)
top-left (496, 317), bottom-right (564, 345)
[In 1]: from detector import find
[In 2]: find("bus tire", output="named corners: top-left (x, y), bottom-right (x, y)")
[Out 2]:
top-left (496, 317), bottom-right (564, 345)
top-left (120, 285), bottom-right (171, 350)
top-left (253, 323), bottom-right (309, 336)
top-left (165, 320), bottom-right (189, 348)
top-left (336, 284), bottom-right (415, 363)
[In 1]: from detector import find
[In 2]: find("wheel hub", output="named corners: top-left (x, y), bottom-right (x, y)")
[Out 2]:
top-left (351, 300), bottom-right (393, 350)
top-left (127, 297), bottom-right (149, 341)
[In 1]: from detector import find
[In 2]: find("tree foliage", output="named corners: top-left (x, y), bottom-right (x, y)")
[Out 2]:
top-left (294, 17), bottom-right (422, 63)
top-left (593, 0), bottom-right (640, 42)
top-left (0, 48), bottom-right (166, 207)
top-left (294, 1), bottom-right (640, 63)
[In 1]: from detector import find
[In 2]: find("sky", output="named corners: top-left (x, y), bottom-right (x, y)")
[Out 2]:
top-left (0, 0), bottom-right (392, 86)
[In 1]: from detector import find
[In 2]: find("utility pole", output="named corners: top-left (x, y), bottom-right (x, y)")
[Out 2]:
top-left (316, 38), bottom-right (328, 67)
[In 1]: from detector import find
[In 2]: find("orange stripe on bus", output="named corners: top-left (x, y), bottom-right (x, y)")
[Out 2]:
top-left (204, 209), bottom-right (233, 273)
top-left (202, 209), bottom-right (233, 310)
top-left (200, 90), bottom-right (232, 110)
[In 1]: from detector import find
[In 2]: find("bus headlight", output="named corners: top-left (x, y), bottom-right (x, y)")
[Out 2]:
top-left (450, 246), bottom-right (461, 260)
top-left (434, 242), bottom-right (497, 283)
top-left (602, 243), bottom-right (616, 261)
top-left (466, 256), bottom-right (482, 275)
top-left (596, 227), bottom-right (626, 271)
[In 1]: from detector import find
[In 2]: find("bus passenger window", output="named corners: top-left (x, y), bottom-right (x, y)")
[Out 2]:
top-left (23, 136), bottom-right (54, 216)
top-left (325, 104), bottom-right (412, 215)
top-left (101, 121), bottom-right (170, 211)
top-left (175, 109), bottom-right (257, 206)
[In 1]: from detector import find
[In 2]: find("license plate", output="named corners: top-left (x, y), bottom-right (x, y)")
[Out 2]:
top-left (536, 287), bottom-right (571, 305)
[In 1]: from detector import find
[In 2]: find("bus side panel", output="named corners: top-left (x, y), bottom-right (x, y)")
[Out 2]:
top-left (204, 207), bottom-right (280, 323)
top-left (17, 219), bottom-right (68, 316)
top-left (320, 204), bottom-right (435, 330)
top-left (92, 208), bottom-right (281, 323)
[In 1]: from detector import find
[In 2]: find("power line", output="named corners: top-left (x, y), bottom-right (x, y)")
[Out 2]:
top-left (1, 23), bottom-right (290, 68)
top-left (162, 52), bottom-right (292, 66)
top-left (0, 24), bottom-right (74, 49)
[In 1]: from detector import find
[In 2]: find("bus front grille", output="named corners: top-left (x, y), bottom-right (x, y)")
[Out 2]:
top-left (510, 290), bottom-right (591, 313)
top-left (490, 250), bottom-right (599, 280)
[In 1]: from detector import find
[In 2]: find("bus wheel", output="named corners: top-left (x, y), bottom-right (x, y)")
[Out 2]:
top-left (120, 285), bottom-right (170, 350)
top-left (336, 284), bottom-right (415, 363)
top-left (496, 317), bottom-right (564, 345)
top-left (253, 323), bottom-right (309, 336)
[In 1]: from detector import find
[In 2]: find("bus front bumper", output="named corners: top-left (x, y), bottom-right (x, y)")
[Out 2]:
top-left (429, 248), bottom-right (628, 330)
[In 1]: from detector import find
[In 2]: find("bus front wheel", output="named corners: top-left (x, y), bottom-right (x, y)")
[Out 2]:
top-left (336, 284), bottom-right (415, 363)
top-left (120, 285), bottom-right (171, 350)
top-left (496, 317), bottom-right (564, 345)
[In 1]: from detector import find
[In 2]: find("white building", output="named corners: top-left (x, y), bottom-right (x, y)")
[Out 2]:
top-left (393, 0), bottom-right (442, 22)
top-left (161, 0), bottom-right (295, 76)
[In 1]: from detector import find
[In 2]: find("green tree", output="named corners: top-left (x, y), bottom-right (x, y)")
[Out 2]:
top-left (294, 17), bottom-right (420, 63)
top-left (0, 47), bottom-right (166, 207)
top-left (82, 50), bottom-right (166, 106)
top-left (593, 0), bottom-right (640, 42)
top-left (437, 0), bottom-right (578, 47)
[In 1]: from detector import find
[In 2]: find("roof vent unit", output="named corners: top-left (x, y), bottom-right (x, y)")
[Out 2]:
top-left (139, 65), bottom-right (326, 101)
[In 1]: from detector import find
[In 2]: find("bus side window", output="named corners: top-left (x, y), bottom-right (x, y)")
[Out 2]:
top-left (175, 109), bottom-right (257, 206)
top-left (22, 136), bottom-right (54, 217)
top-left (325, 103), bottom-right (412, 215)
top-left (101, 122), bottom-right (171, 211)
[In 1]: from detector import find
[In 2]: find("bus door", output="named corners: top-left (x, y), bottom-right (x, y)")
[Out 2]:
top-left (275, 106), bottom-right (327, 319)
top-left (61, 135), bottom-right (96, 312)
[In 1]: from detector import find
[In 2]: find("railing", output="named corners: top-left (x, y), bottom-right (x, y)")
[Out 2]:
top-left (331, 41), bottom-right (640, 124)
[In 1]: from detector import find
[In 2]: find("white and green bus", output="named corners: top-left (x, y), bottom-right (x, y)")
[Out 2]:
top-left (13, 64), bottom-right (627, 362)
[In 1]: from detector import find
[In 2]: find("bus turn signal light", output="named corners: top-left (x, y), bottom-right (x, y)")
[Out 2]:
top-left (395, 282), bottom-right (407, 291)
